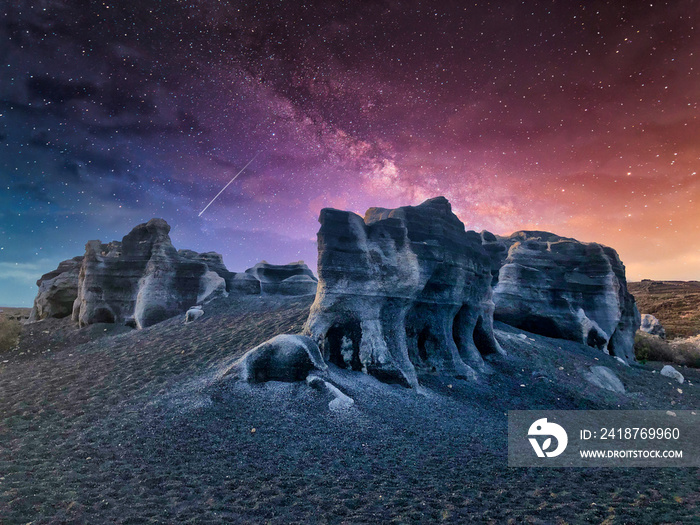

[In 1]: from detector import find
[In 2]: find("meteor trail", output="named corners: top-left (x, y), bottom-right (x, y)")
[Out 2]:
top-left (198, 152), bottom-right (260, 217)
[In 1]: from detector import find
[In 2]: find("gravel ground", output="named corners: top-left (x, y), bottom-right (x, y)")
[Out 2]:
top-left (1, 295), bottom-right (699, 524)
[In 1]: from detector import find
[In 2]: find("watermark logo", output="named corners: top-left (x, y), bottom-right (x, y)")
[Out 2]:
top-left (528, 418), bottom-right (568, 458)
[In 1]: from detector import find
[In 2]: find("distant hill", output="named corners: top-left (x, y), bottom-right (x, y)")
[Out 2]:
top-left (629, 280), bottom-right (700, 338)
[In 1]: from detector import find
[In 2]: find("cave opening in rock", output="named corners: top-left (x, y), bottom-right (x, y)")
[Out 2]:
top-left (417, 327), bottom-right (430, 362)
top-left (325, 320), bottom-right (363, 371)
top-left (92, 307), bottom-right (115, 324)
top-left (473, 315), bottom-right (497, 355)
top-left (607, 329), bottom-right (619, 356)
top-left (519, 315), bottom-right (563, 339)
top-left (586, 328), bottom-right (608, 350)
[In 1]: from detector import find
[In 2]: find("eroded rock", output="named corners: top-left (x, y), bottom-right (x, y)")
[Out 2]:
top-left (483, 231), bottom-right (639, 362)
top-left (304, 196), bottom-right (504, 388)
top-left (185, 306), bottom-right (204, 323)
top-left (225, 334), bottom-right (327, 383)
top-left (29, 256), bottom-right (83, 321)
top-left (245, 261), bottom-right (318, 295)
top-left (583, 365), bottom-right (625, 393)
top-left (69, 219), bottom-right (230, 329)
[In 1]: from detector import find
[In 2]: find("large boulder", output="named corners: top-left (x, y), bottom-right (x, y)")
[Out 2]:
top-left (482, 231), bottom-right (640, 362)
top-left (640, 313), bottom-right (666, 339)
top-left (28, 256), bottom-right (83, 321)
top-left (304, 196), bottom-right (504, 388)
top-left (69, 219), bottom-right (230, 329)
top-left (245, 261), bottom-right (318, 295)
top-left (224, 334), bottom-right (327, 383)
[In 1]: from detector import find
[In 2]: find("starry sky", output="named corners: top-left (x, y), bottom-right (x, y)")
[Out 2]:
top-left (1, 1), bottom-right (699, 306)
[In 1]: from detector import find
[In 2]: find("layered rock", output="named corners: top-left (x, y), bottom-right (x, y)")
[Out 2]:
top-left (30, 219), bottom-right (320, 329)
top-left (71, 218), bottom-right (222, 329)
top-left (482, 231), bottom-right (640, 362)
top-left (29, 256), bottom-right (83, 321)
top-left (303, 197), bottom-right (504, 388)
top-left (245, 261), bottom-right (318, 295)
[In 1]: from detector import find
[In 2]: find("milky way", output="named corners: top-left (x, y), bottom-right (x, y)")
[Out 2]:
top-left (1, 1), bottom-right (698, 306)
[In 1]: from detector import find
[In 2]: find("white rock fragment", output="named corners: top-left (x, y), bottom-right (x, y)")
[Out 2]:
top-left (614, 356), bottom-right (629, 367)
top-left (184, 305), bottom-right (204, 323)
top-left (660, 365), bottom-right (684, 384)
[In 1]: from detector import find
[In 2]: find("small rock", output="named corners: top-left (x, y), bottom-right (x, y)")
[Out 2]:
top-left (660, 365), bottom-right (684, 384)
top-left (614, 356), bottom-right (629, 366)
top-left (583, 366), bottom-right (625, 393)
top-left (184, 306), bottom-right (204, 323)
top-left (306, 374), bottom-right (354, 411)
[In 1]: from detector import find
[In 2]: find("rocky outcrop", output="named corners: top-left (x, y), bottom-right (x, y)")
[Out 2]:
top-left (640, 313), bottom-right (666, 339)
top-left (29, 256), bottom-right (83, 321)
top-left (70, 218), bottom-right (222, 329)
top-left (29, 220), bottom-right (320, 329)
top-left (303, 197), bottom-right (504, 388)
top-left (482, 231), bottom-right (640, 362)
top-left (224, 334), bottom-right (327, 383)
top-left (245, 261), bottom-right (318, 296)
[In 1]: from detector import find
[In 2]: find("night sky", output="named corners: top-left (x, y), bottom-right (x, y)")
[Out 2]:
top-left (1, 1), bottom-right (698, 306)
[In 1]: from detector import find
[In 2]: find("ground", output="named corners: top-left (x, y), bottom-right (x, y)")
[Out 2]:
top-left (629, 281), bottom-right (700, 339)
top-left (1, 295), bottom-right (699, 524)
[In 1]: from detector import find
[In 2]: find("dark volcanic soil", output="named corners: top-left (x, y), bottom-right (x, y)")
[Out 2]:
top-left (1, 295), bottom-right (699, 524)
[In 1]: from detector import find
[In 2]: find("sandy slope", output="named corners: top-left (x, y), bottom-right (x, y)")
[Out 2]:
top-left (1, 295), bottom-right (699, 524)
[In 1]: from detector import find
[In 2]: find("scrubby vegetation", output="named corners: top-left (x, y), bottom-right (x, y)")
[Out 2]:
top-left (634, 331), bottom-right (700, 368)
top-left (0, 315), bottom-right (21, 352)
top-left (629, 281), bottom-right (700, 339)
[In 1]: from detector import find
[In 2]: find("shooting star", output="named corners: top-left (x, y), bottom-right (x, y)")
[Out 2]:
top-left (198, 152), bottom-right (260, 217)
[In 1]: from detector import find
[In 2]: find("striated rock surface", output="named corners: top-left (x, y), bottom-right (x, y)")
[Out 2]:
top-left (30, 219), bottom-right (322, 329)
top-left (304, 197), bottom-right (504, 388)
top-left (482, 231), bottom-right (640, 362)
top-left (71, 218), bottom-right (220, 328)
top-left (29, 256), bottom-right (83, 321)
top-left (640, 313), bottom-right (666, 339)
top-left (245, 261), bottom-right (318, 296)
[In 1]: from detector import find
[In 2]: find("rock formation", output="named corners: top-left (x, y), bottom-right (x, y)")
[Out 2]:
top-left (224, 334), bottom-right (327, 383)
top-left (30, 219), bottom-right (320, 329)
top-left (482, 231), bottom-right (639, 362)
top-left (29, 256), bottom-right (83, 321)
top-left (640, 313), bottom-right (666, 339)
top-left (71, 218), bottom-right (223, 329)
top-left (303, 197), bottom-right (504, 388)
top-left (245, 261), bottom-right (318, 295)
